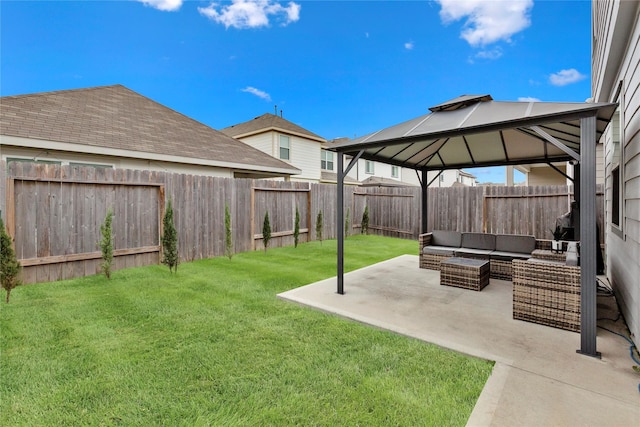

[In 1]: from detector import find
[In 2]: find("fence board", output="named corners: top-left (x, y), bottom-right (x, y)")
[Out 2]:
top-left (2, 160), bottom-right (605, 284)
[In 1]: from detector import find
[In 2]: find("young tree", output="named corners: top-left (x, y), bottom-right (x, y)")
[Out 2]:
top-left (0, 216), bottom-right (21, 303)
top-left (262, 211), bottom-right (271, 252)
top-left (99, 209), bottom-right (114, 279)
top-left (294, 207), bottom-right (300, 248)
top-left (316, 209), bottom-right (323, 244)
top-left (225, 203), bottom-right (233, 260)
top-left (361, 205), bottom-right (369, 235)
top-left (345, 207), bottom-right (350, 238)
top-left (162, 199), bottom-right (179, 273)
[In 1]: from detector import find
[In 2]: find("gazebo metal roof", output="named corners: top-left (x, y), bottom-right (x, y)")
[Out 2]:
top-left (330, 95), bottom-right (617, 359)
top-left (329, 95), bottom-right (616, 171)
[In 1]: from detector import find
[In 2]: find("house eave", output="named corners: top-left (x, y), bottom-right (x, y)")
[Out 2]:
top-left (0, 135), bottom-right (301, 176)
top-left (233, 127), bottom-right (326, 143)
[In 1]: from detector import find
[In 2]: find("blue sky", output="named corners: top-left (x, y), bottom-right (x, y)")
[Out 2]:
top-left (1, 0), bottom-right (592, 183)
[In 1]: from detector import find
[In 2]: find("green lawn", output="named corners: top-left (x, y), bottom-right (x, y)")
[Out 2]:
top-left (1, 235), bottom-right (493, 426)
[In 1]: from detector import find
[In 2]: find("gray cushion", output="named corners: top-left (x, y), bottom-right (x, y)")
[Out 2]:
top-left (423, 246), bottom-right (456, 256)
top-left (454, 248), bottom-right (493, 259)
top-left (490, 251), bottom-right (531, 262)
top-left (431, 230), bottom-right (461, 248)
top-left (495, 234), bottom-right (536, 254)
top-left (461, 233), bottom-right (496, 250)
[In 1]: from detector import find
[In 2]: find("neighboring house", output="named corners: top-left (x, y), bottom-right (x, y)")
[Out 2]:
top-left (426, 169), bottom-right (478, 187)
top-left (221, 113), bottom-right (325, 183)
top-left (0, 85), bottom-right (300, 179)
top-left (592, 0), bottom-right (639, 345)
top-left (515, 162), bottom-right (570, 186)
top-left (512, 147), bottom-right (605, 186)
top-left (324, 138), bottom-right (476, 187)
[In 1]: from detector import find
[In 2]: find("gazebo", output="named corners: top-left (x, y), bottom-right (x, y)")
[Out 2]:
top-left (329, 95), bottom-right (617, 358)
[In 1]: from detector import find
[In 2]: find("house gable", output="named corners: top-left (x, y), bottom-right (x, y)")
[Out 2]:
top-left (0, 85), bottom-right (300, 177)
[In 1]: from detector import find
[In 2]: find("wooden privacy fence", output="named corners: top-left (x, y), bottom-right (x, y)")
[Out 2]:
top-left (4, 164), bottom-right (163, 283)
top-left (251, 181), bottom-right (311, 250)
top-left (1, 161), bottom-right (604, 284)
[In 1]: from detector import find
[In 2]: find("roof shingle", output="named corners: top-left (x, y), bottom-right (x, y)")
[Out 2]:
top-left (221, 113), bottom-right (325, 142)
top-left (0, 85), bottom-right (299, 174)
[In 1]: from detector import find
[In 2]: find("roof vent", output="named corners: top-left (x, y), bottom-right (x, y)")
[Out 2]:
top-left (429, 94), bottom-right (493, 112)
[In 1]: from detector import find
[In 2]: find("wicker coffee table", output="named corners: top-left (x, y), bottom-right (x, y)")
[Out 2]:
top-left (440, 257), bottom-right (490, 291)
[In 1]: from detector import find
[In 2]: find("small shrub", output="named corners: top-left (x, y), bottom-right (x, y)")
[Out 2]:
top-left (262, 211), bottom-right (271, 252)
top-left (162, 199), bottom-right (179, 273)
top-left (225, 203), bottom-right (233, 260)
top-left (0, 216), bottom-right (21, 303)
top-left (99, 209), bottom-right (114, 279)
top-left (294, 207), bottom-right (300, 248)
top-left (361, 205), bottom-right (369, 235)
top-left (316, 210), bottom-right (323, 244)
top-left (345, 207), bottom-right (350, 238)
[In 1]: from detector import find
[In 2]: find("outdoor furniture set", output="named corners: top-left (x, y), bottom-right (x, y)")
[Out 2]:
top-left (419, 230), bottom-right (538, 280)
top-left (419, 230), bottom-right (581, 332)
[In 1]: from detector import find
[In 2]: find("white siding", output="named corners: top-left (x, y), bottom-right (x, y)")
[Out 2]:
top-left (289, 135), bottom-right (321, 182)
top-left (401, 167), bottom-right (421, 186)
top-left (594, 0), bottom-right (640, 345)
top-left (237, 133), bottom-right (274, 157)
top-left (1, 145), bottom-right (233, 177)
top-left (527, 165), bottom-right (568, 186)
top-left (235, 131), bottom-right (323, 182)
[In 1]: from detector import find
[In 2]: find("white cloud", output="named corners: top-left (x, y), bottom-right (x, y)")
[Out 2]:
top-left (242, 86), bottom-right (272, 101)
top-left (198, 0), bottom-right (301, 29)
top-left (474, 47), bottom-right (503, 60)
top-left (518, 96), bottom-right (541, 102)
top-left (549, 68), bottom-right (587, 86)
top-left (138, 0), bottom-right (183, 12)
top-left (436, 0), bottom-right (533, 46)
top-left (404, 41), bottom-right (414, 50)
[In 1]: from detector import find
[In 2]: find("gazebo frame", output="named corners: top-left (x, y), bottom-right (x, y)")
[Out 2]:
top-left (330, 95), bottom-right (617, 358)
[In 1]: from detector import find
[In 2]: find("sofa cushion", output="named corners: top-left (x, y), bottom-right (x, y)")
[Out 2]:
top-left (454, 248), bottom-right (493, 259)
top-left (423, 246), bottom-right (457, 256)
top-left (490, 251), bottom-right (531, 262)
top-left (461, 233), bottom-right (496, 251)
top-left (495, 234), bottom-right (536, 254)
top-left (431, 230), bottom-right (461, 248)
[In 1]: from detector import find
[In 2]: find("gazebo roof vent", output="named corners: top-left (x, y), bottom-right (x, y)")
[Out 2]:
top-left (428, 94), bottom-right (493, 112)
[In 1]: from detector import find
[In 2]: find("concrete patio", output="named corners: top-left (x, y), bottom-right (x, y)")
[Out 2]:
top-left (278, 255), bottom-right (640, 426)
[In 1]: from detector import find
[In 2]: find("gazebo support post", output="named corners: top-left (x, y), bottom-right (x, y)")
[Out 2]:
top-left (577, 114), bottom-right (600, 358)
top-left (336, 151), bottom-right (364, 295)
top-left (421, 168), bottom-right (428, 234)
top-left (337, 153), bottom-right (345, 294)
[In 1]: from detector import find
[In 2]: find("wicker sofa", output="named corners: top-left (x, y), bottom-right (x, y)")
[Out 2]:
top-left (419, 230), bottom-right (539, 280)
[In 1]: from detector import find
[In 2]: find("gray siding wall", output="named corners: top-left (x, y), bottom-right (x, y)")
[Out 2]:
top-left (594, 0), bottom-right (640, 345)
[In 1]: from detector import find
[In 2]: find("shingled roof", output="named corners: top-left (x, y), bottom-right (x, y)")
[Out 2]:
top-left (0, 85), bottom-right (300, 176)
top-left (221, 113), bottom-right (325, 142)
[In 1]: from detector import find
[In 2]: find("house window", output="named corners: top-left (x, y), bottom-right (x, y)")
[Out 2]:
top-left (279, 135), bottom-right (290, 161)
top-left (6, 157), bottom-right (61, 165)
top-left (365, 160), bottom-right (375, 174)
top-left (391, 166), bottom-right (399, 178)
top-left (612, 165), bottom-right (620, 226)
top-left (321, 150), bottom-right (334, 171)
top-left (70, 162), bottom-right (112, 169)
top-left (610, 106), bottom-right (623, 229)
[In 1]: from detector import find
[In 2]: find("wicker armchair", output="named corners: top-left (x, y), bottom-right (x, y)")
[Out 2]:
top-left (512, 259), bottom-right (580, 332)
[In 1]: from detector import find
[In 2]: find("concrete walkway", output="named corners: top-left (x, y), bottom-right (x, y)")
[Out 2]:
top-left (278, 255), bottom-right (640, 427)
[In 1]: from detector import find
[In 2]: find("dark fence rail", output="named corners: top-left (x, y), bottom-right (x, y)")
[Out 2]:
top-left (1, 161), bottom-right (603, 284)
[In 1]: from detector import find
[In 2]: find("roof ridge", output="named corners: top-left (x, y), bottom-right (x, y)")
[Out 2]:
top-left (221, 111), bottom-right (326, 141)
